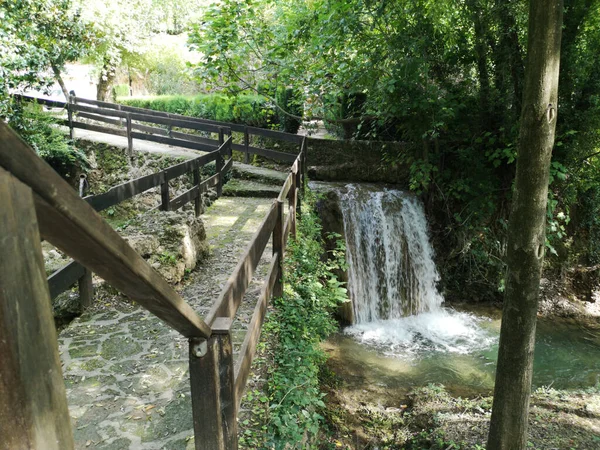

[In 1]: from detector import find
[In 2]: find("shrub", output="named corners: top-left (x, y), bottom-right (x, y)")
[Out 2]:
top-left (118, 94), bottom-right (277, 128)
top-left (8, 102), bottom-right (88, 179)
top-left (276, 87), bottom-right (303, 134)
top-left (261, 190), bottom-right (347, 448)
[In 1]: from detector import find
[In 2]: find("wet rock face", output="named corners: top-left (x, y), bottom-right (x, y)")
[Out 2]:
top-left (316, 189), bottom-right (354, 325)
top-left (122, 209), bottom-right (210, 283)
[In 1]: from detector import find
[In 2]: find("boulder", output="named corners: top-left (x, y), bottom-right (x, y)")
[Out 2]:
top-left (122, 209), bottom-right (210, 283)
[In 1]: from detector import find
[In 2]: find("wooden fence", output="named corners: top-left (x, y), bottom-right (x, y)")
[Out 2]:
top-left (0, 120), bottom-right (306, 450)
top-left (47, 136), bottom-right (234, 307)
top-left (14, 94), bottom-right (302, 163)
top-left (14, 93), bottom-right (303, 307)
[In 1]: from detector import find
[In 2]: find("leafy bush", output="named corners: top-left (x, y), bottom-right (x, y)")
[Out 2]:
top-left (259, 190), bottom-right (347, 448)
top-left (118, 94), bottom-right (277, 128)
top-left (8, 103), bottom-right (88, 179)
top-left (276, 87), bottom-right (303, 134)
top-left (112, 84), bottom-right (129, 98)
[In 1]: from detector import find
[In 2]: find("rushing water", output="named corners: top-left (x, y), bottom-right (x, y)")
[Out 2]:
top-left (339, 185), bottom-right (443, 321)
top-left (332, 184), bottom-right (600, 396)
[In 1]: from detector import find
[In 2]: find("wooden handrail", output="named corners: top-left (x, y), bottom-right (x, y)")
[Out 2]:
top-left (0, 123), bottom-right (211, 339)
top-left (205, 202), bottom-right (279, 325)
top-left (4, 95), bottom-right (307, 449)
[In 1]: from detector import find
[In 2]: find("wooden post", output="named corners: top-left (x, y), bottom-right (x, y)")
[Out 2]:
top-left (193, 165), bottom-right (201, 217)
top-left (189, 318), bottom-right (237, 450)
top-left (216, 153), bottom-right (224, 198)
top-left (67, 96), bottom-right (75, 140)
top-left (0, 168), bottom-right (74, 450)
top-left (126, 112), bottom-right (133, 159)
top-left (218, 127), bottom-right (225, 146)
top-left (244, 126), bottom-right (250, 164)
top-left (273, 200), bottom-right (284, 298)
top-left (301, 139), bottom-right (307, 194)
top-left (289, 172), bottom-right (297, 238)
top-left (78, 267), bottom-right (93, 309)
top-left (295, 160), bottom-right (302, 218)
top-left (161, 173), bottom-right (170, 211)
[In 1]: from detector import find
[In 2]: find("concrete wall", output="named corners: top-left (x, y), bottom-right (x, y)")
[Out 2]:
top-left (306, 137), bottom-right (414, 185)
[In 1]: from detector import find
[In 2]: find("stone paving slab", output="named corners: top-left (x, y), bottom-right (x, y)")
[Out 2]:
top-left (59, 197), bottom-right (275, 449)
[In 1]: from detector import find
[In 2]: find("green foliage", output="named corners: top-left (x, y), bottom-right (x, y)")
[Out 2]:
top-left (241, 190), bottom-right (347, 449)
top-left (119, 94), bottom-right (277, 128)
top-left (276, 88), bottom-right (303, 134)
top-left (8, 103), bottom-right (88, 179)
top-left (0, 0), bottom-right (91, 110)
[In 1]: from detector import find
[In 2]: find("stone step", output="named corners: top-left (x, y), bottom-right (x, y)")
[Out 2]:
top-left (231, 162), bottom-right (289, 186)
top-left (222, 179), bottom-right (281, 198)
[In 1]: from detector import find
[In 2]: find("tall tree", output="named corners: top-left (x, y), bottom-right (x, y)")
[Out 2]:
top-left (487, 0), bottom-right (563, 448)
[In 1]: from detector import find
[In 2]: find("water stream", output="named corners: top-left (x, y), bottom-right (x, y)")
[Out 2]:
top-left (330, 184), bottom-right (600, 397)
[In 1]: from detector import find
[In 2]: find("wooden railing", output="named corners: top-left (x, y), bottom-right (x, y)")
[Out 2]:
top-left (47, 136), bottom-right (234, 306)
top-left (14, 94), bottom-right (302, 163)
top-left (0, 121), bottom-right (306, 450)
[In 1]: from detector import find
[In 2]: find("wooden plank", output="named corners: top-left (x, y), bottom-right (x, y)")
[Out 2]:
top-left (132, 122), bottom-right (170, 136)
top-left (277, 174), bottom-right (293, 202)
top-left (193, 168), bottom-right (201, 216)
top-left (234, 254), bottom-right (279, 406)
top-left (72, 121), bottom-right (128, 137)
top-left (47, 260), bottom-right (86, 299)
top-left (164, 152), bottom-right (218, 179)
top-left (216, 154), bottom-right (224, 197)
top-left (189, 318), bottom-right (237, 450)
top-left (199, 173), bottom-right (219, 191)
top-left (76, 111), bottom-right (122, 127)
top-left (131, 131), bottom-right (219, 153)
top-left (231, 143), bottom-right (297, 163)
top-left (272, 200), bottom-right (284, 298)
top-left (283, 214), bottom-right (292, 249)
top-left (222, 157), bottom-right (233, 175)
top-left (78, 268), bottom-right (94, 308)
top-left (0, 123), bottom-right (211, 339)
top-left (85, 172), bottom-right (164, 211)
top-left (171, 130), bottom-right (220, 147)
top-left (0, 168), bottom-right (74, 450)
top-left (13, 94), bottom-right (66, 109)
top-left (72, 97), bottom-right (118, 109)
top-left (247, 126), bottom-right (303, 143)
top-left (126, 114), bottom-right (133, 158)
top-left (205, 202), bottom-right (278, 325)
top-left (244, 126), bottom-right (250, 163)
top-left (129, 112), bottom-right (223, 133)
top-left (71, 103), bottom-right (129, 118)
top-left (170, 185), bottom-right (199, 211)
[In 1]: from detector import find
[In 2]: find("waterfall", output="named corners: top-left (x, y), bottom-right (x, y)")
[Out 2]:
top-left (339, 184), bottom-right (444, 323)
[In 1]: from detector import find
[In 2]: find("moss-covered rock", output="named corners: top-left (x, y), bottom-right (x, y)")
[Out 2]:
top-left (122, 209), bottom-right (210, 283)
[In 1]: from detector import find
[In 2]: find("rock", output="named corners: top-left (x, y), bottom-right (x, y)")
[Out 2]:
top-left (121, 209), bottom-right (210, 284)
top-left (53, 290), bottom-right (83, 327)
top-left (124, 234), bottom-right (160, 257)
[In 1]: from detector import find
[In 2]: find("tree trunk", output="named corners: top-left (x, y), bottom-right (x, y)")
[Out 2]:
top-left (96, 62), bottom-right (116, 102)
top-left (51, 63), bottom-right (69, 101)
top-left (487, 1), bottom-right (563, 449)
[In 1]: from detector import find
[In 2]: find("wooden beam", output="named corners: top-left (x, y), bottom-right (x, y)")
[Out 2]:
top-left (234, 254), bottom-right (279, 406)
top-left (0, 168), bottom-right (74, 450)
top-left (47, 260), bottom-right (85, 299)
top-left (72, 121), bottom-right (128, 137)
top-left (246, 126), bottom-right (303, 143)
top-left (205, 202), bottom-right (278, 325)
top-left (189, 319), bottom-right (237, 450)
top-left (85, 172), bottom-right (164, 212)
top-left (170, 185), bottom-right (200, 211)
top-left (0, 124), bottom-right (211, 339)
top-left (231, 143), bottom-right (297, 163)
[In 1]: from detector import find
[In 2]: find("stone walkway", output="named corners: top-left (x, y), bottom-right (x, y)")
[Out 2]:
top-left (59, 197), bottom-right (275, 449)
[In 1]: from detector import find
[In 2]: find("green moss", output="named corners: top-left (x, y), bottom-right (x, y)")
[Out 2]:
top-left (101, 335), bottom-right (142, 359)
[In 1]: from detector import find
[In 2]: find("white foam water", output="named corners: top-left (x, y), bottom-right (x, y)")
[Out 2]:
top-left (344, 309), bottom-right (496, 359)
top-left (338, 184), bottom-right (495, 358)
